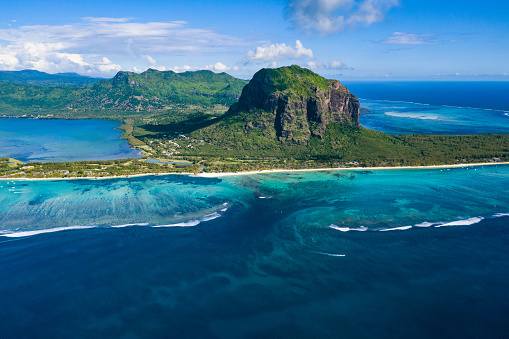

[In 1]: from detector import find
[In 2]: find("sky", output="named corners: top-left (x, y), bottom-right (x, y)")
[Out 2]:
top-left (0, 0), bottom-right (507, 80)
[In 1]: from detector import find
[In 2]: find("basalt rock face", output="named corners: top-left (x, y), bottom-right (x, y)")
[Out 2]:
top-left (235, 65), bottom-right (360, 144)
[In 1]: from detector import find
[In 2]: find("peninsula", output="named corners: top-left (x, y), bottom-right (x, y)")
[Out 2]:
top-left (2, 65), bottom-right (509, 179)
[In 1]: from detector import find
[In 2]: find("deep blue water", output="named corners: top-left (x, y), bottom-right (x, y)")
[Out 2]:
top-left (1, 167), bottom-right (509, 337)
top-left (1, 82), bottom-right (509, 338)
top-left (358, 98), bottom-right (509, 135)
top-left (343, 81), bottom-right (509, 111)
top-left (342, 82), bottom-right (509, 135)
top-left (0, 118), bottom-right (142, 162)
top-left (1, 216), bottom-right (508, 338)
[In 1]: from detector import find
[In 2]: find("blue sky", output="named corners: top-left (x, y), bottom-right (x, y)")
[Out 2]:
top-left (0, 0), bottom-right (507, 79)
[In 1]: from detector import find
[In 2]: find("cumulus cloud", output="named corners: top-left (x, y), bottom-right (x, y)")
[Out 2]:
top-left (304, 59), bottom-right (352, 70)
top-left (148, 62), bottom-right (240, 74)
top-left (206, 62), bottom-right (240, 72)
top-left (286, 0), bottom-right (399, 34)
top-left (0, 42), bottom-right (121, 75)
top-left (0, 17), bottom-right (250, 75)
top-left (247, 40), bottom-right (313, 62)
top-left (142, 54), bottom-right (157, 67)
top-left (381, 32), bottom-right (437, 45)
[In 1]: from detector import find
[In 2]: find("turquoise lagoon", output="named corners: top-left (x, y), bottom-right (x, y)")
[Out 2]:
top-left (1, 166), bottom-right (508, 233)
top-left (0, 118), bottom-right (142, 162)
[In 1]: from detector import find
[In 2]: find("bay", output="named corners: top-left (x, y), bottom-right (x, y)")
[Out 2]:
top-left (0, 118), bottom-right (142, 162)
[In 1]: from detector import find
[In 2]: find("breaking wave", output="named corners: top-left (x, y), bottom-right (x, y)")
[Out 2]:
top-left (0, 226), bottom-right (96, 238)
top-left (379, 226), bottom-right (412, 232)
top-left (435, 217), bottom-right (484, 228)
top-left (152, 210), bottom-right (224, 228)
top-left (329, 225), bottom-right (368, 232)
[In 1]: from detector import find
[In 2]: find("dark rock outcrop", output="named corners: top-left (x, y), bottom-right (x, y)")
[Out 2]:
top-left (234, 66), bottom-right (360, 144)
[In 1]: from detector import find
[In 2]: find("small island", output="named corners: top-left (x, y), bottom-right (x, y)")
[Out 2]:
top-left (1, 65), bottom-right (509, 179)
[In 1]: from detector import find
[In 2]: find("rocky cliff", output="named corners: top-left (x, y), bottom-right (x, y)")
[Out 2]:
top-left (231, 65), bottom-right (359, 144)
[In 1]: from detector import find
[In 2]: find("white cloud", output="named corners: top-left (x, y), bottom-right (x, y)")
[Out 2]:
top-left (328, 59), bottom-right (346, 68)
top-left (381, 32), bottom-right (436, 45)
top-left (0, 17), bottom-right (252, 75)
top-left (305, 61), bottom-right (325, 69)
top-left (82, 17), bottom-right (132, 23)
top-left (205, 62), bottom-right (238, 72)
top-left (0, 42), bottom-right (121, 76)
top-left (287, 0), bottom-right (399, 34)
top-left (142, 54), bottom-right (157, 66)
top-left (247, 40), bottom-right (313, 62)
top-left (0, 19), bottom-right (248, 55)
top-left (148, 62), bottom-right (240, 74)
top-left (304, 59), bottom-right (351, 70)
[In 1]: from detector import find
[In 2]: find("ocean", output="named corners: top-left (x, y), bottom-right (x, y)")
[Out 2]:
top-left (1, 82), bottom-right (509, 338)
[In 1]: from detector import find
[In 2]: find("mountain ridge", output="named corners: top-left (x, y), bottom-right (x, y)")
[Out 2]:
top-left (0, 70), bottom-right (103, 87)
top-left (0, 69), bottom-right (248, 115)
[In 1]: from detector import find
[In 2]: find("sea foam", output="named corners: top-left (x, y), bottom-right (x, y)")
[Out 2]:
top-left (435, 217), bottom-right (483, 228)
top-left (380, 226), bottom-right (412, 232)
top-left (0, 225), bottom-right (96, 238)
top-left (152, 212), bottom-right (222, 228)
top-left (111, 223), bottom-right (149, 228)
top-left (493, 213), bottom-right (509, 218)
top-left (415, 222), bottom-right (435, 227)
top-left (305, 250), bottom-right (346, 257)
top-left (329, 225), bottom-right (368, 232)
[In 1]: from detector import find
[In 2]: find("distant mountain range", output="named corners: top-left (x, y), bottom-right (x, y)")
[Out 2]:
top-left (0, 70), bottom-right (104, 87)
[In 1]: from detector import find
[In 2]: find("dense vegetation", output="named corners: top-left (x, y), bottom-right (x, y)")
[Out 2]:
top-left (0, 69), bottom-right (247, 118)
top-left (71, 69), bottom-right (247, 111)
top-left (254, 65), bottom-right (332, 97)
top-left (2, 127), bottom-right (507, 178)
top-left (0, 157), bottom-right (200, 179)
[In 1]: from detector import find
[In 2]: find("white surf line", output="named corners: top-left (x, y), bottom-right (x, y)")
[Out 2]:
top-left (435, 217), bottom-right (483, 228)
top-left (379, 226), bottom-right (412, 232)
top-left (493, 213), bottom-right (509, 217)
top-left (110, 223), bottom-right (149, 228)
top-left (0, 225), bottom-right (96, 238)
top-left (329, 224), bottom-right (367, 232)
top-left (304, 249), bottom-right (346, 257)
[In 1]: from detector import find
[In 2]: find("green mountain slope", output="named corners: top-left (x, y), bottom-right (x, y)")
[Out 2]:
top-left (71, 69), bottom-right (248, 111)
top-left (0, 69), bottom-right (248, 116)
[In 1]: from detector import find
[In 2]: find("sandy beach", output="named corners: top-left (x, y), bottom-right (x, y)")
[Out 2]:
top-left (195, 162), bottom-right (509, 177)
top-left (1, 162), bottom-right (508, 181)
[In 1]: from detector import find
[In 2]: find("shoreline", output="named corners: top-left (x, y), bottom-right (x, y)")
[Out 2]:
top-left (1, 162), bottom-right (508, 181)
top-left (195, 162), bottom-right (509, 177)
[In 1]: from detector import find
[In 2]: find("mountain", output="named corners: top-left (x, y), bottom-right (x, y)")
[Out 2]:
top-left (0, 69), bottom-right (248, 116)
top-left (190, 65), bottom-right (361, 147)
top-left (179, 66), bottom-right (509, 169)
top-left (235, 65), bottom-right (359, 143)
top-left (70, 69), bottom-right (248, 111)
top-left (0, 70), bottom-right (103, 87)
